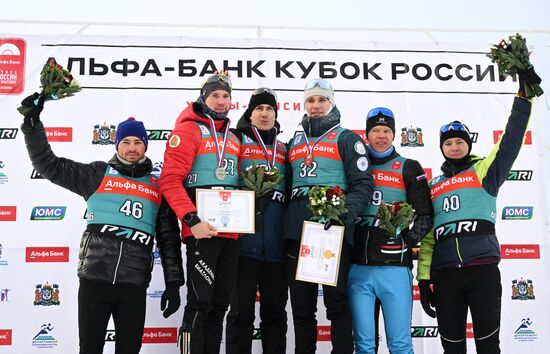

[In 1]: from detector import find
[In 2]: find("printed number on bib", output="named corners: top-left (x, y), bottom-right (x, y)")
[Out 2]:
top-left (222, 158), bottom-right (236, 176)
top-left (119, 200), bottom-right (143, 219)
top-left (442, 195), bottom-right (460, 213)
top-left (299, 161), bottom-right (318, 178)
top-left (187, 173), bottom-right (198, 184)
top-left (371, 190), bottom-right (383, 206)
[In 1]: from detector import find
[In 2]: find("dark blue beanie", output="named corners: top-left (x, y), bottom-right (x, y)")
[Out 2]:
top-left (116, 117), bottom-right (148, 151)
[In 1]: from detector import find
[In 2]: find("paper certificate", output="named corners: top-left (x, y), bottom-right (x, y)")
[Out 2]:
top-left (295, 221), bottom-right (345, 287)
top-left (196, 189), bottom-right (255, 234)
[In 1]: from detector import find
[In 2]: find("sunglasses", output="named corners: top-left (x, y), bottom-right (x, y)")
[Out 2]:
top-left (440, 122), bottom-right (469, 134)
top-left (252, 87), bottom-right (277, 100)
top-left (202, 74), bottom-right (232, 88)
top-left (304, 78), bottom-right (333, 91)
top-left (367, 107), bottom-right (394, 120)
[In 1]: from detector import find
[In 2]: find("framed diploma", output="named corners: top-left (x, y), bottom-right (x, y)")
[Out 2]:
top-left (195, 189), bottom-right (255, 234)
top-left (295, 221), bottom-right (345, 287)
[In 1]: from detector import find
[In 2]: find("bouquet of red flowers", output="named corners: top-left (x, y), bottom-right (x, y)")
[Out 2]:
top-left (17, 57), bottom-right (81, 116)
top-left (308, 185), bottom-right (348, 225)
top-left (487, 33), bottom-right (543, 98)
top-left (376, 201), bottom-right (416, 238)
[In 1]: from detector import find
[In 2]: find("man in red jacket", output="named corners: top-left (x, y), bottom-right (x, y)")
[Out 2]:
top-left (160, 72), bottom-right (241, 354)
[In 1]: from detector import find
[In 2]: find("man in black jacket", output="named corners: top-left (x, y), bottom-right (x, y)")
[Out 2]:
top-left (19, 93), bottom-right (185, 354)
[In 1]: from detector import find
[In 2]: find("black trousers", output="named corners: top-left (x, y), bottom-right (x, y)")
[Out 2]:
top-left (225, 256), bottom-right (288, 354)
top-left (180, 237), bottom-right (239, 354)
top-left (78, 278), bottom-right (146, 354)
top-left (433, 264), bottom-right (502, 354)
top-left (286, 240), bottom-right (354, 354)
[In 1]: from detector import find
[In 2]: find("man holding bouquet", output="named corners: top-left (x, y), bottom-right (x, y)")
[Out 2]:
top-left (349, 107), bottom-right (434, 354)
top-left (284, 78), bottom-right (374, 354)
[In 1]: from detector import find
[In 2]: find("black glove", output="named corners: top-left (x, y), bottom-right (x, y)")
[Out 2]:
top-left (517, 65), bottom-right (542, 98)
top-left (418, 280), bottom-right (437, 318)
top-left (160, 285), bottom-right (181, 319)
top-left (20, 92), bottom-right (46, 127)
top-left (255, 196), bottom-right (270, 231)
top-left (323, 220), bottom-right (334, 231)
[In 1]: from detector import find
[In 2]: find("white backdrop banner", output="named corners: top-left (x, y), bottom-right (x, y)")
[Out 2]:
top-left (0, 34), bottom-right (549, 353)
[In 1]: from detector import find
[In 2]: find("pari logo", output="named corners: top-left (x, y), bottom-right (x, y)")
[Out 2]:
top-left (502, 206), bottom-right (533, 220)
top-left (511, 278), bottom-right (535, 301)
top-left (0, 328), bottom-right (12, 346)
top-left (411, 326), bottom-right (438, 338)
top-left (0, 38), bottom-right (26, 94)
top-left (32, 323), bottom-right (58, 348)
top-left (252, 328), bottom-right (262, 340)
top-left (30, 206), bottom-right (66, 221)
top-left (92, 123), bottom-right (116, 145)
top-left (400, 126), bottom-right (424, 147)
top-left (147, 129), bottom-right (172, 141)
top-left (507, 170), bottom-right (533, 181)
top-left (0, 128), bottom-right (18, 139)
top-left (514, 318), bottom-right (537, 342)
top-left (34, 282), bottom-right (60, 306)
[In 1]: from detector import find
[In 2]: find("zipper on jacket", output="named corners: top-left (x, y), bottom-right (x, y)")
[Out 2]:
top-left (455, 238), bottom-right (464, 267)
top-left (113, 241), bottom-right (124, 284)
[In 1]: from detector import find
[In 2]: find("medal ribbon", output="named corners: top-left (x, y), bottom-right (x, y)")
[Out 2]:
top-left (251, 126), bottom-right (278, 169)
top-left (206, 115), bottom-right (231, 168)
top-left (302, 124), bottom-right (340, 157)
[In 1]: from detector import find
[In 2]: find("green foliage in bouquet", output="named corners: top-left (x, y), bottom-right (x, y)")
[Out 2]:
top-left (377, 201), bottom-right (416, 238)
top-left (308, 185), bottom-right (348, 225)
top-left (18, 57), bottom-right (81, 116)
top-left (241, 162), bottom-right (282, 198)
top-left (487, 33), bottom-right (543, 98)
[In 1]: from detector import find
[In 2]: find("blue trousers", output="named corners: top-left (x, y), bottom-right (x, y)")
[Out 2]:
top-left (348, 265), bottom-right (413, 354)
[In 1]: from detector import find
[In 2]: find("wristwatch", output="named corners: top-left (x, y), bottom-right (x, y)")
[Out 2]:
top-left (183, 212), bottom-right (201, 228)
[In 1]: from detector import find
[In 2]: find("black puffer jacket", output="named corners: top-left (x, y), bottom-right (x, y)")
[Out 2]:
top-left (22, 121), bottom-right (184, 289)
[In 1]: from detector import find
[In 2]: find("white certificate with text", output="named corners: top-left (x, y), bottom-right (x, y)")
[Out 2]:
top-left (196, 189), bottom-right (255, 234)
top-left (295, 221), bottom-right (344, 287)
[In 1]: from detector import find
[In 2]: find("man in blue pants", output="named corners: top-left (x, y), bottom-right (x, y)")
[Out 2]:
top-left (349, 107), bottom-right (433, 354)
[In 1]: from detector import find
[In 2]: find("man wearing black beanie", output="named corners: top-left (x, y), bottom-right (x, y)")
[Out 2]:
top-left (417, 65), bottom-right (542, 353)
top-left (226, 87), bottom-right (288, 354)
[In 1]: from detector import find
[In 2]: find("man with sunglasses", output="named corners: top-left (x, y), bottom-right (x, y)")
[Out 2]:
top-left (417, 67), bottom-right (542, 353)
top-left (285, 78), bottom-right (374, 354)
top-left (349, 107), bottom-right (433, 354)
top-left (225, 87), bottom-right (288, 354)
top-left (160, 72), bottom-right (241, 354)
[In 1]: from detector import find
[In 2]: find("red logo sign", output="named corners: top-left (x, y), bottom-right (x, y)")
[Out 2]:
top-left (501, 244), bottom-right (540, 259)
top-left (0, 329), bottom-right (12, 345)
top-left (0, 206), bottom-right (16, 221)
top-left (220, 191), bottom-right (231, 202)
top-left (412, 285), bottom-right (420, 301)
top-left (0, 38), bottom-right (26, 95)
top-left (142, 327), bottom-right (177, 344)
top-left (25, 247), bottom-right (70, 262)
top-left (327, 132), bottom-right (337, 140)
top-left (317, 326), bottom-right (331, 341)
top-left (466, 323), bottom-right (474, 338)
top-left (392, 161), bottom-right (402, 170)
top-left (45, 127), bottom-right (73, 142)
top-left (352, 129), bottom-right (368, 143)
top-left (493, 130), bottom-right (532, 145)
top-left (423, 168), bottom-right (432, 181)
